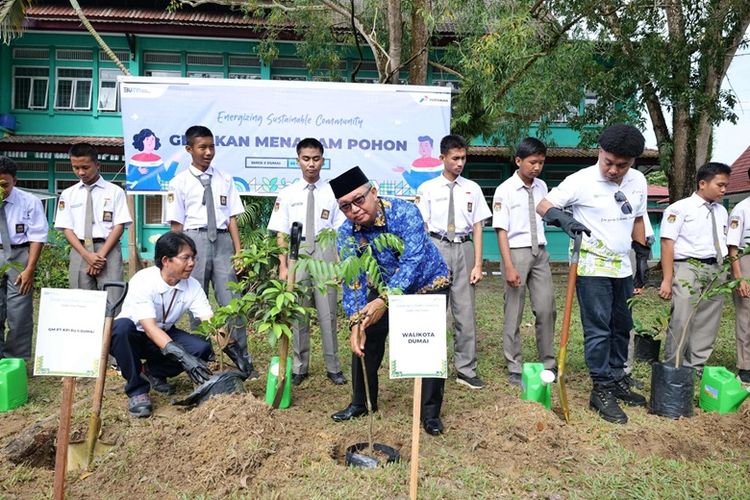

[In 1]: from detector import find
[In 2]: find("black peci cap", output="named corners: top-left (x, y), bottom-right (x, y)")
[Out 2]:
top-left (329, 166), bottom-right (370, 199)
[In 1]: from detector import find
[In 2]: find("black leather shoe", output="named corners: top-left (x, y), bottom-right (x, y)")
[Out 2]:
top-left (590, 384), bottom-right (627, 424)
top-left (422, 417), bottom-right (444, 436)
top-left (327, 371), bottom-right (347, 385)
top-left (331, 404), bottom-right (368, 422)
top-left (292, 373), bottom-right (308, 386)
top-left (739, 369), bottom-right (750, 383)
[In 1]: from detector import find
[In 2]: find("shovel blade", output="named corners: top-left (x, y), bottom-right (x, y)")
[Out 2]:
top-left (67, 441), bottom-right (114, 473)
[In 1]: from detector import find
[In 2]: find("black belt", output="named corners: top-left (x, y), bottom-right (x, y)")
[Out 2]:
top-left (185, 228), bottom-right (229, 233)
top-left (429, 231), bottom-right (471, 243)
top-left (79, 238), bottom-right (106, 244)
top-left (674, 257), bottom-right (718, 265)
top-left (0, 242), bottom-right (30, 249)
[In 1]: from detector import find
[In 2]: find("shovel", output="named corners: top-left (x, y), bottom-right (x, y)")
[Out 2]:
top-left (558, 232), bottom-right (582, 423)
top-left (68, 281), bottom-right (128, 472)
top-left (272, 221), bottom-right (302, 409)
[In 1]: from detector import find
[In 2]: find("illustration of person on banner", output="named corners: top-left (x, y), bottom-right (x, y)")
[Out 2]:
top-left (127, 128), bottom-right (180, 191)
top-left (329, 166), bottom-right (452, 436)
top-left (393, 135), bottom-right (444, 191)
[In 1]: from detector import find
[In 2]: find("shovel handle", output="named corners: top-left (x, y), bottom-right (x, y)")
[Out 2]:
top-left (102, 281), bottom-right (128, 318)
top-left (557, 232), bottom-right (582, 423)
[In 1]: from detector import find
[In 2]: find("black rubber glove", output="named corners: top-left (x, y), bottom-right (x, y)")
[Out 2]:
top-left (542, 207), bottom-right (591, 239)
top-left (632, 240), bottom-right (651, 289)
top-left (161, 341), bottom-right (213, 384)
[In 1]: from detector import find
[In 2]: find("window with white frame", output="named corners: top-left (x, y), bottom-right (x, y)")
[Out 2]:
top-left (187, 71), bottom-right (224, 79)
top-left (55, 68), bottom-right (93, 110)
top-left (13, 67), bottom-right (49, 110)
top-left (145, 70), bottom-right (182, 78)
top-left (98, 68), bottom-right (121, 112)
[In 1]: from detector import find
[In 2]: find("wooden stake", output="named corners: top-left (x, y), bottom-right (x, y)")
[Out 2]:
top-left (54, 377), bottom-right (76, 500)
top-left (409, 377), bottom-right (422, 500)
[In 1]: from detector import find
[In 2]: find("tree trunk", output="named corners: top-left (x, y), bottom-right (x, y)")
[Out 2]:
top-left (385, 0), bottom-right (402, 83)
top-left (408, 0), bottom-right (428, 85)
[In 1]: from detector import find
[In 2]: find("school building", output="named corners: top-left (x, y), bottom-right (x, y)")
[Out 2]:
top-left (0, 2), bottom-right (662, 261)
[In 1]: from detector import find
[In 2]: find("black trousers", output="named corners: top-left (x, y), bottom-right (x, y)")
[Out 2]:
top-left (350, 291), bottom-right (446, 421)
top-left (110, 318), bottom-right (213, 397)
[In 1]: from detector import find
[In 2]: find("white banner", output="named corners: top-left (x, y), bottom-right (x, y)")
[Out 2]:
top-left (389, 294), bottom-right (447, 379)
top-left (119, 77), bottom-right (452, 196)
top-left (34, 288), bottom-right (107, 378)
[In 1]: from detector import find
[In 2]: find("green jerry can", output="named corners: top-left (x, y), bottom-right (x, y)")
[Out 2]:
top-left (520, 362), bottom-right (555, 410)
top-left (265, 356), bottom-right (293, 409)
top-left (699, 366), bottom-right (750, 414)
top-left (0, 358), bottom-right (28, 412)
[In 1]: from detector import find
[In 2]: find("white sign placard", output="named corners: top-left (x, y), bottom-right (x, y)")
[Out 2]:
top-left (34, 288), bottom-right (107, 378)
top-left (119, 77), bottom-right (451, 196)
top-left (389, 294), bottom-right (447, 379)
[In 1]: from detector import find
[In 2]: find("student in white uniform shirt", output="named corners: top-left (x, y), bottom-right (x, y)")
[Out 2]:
top-left (727, 170), bottom-right (750, 383)
top-left (166, 125), bottom-right (257, 380)
top-left (659, 162), bottom-right (731, 375)
top-left (537, 123), bottom-right (649, 424)
top-left (267, 138), bottom-right (347, 386)
top-left (110, 232), bottom-right (214, 417)
top-left (416, 134), bottom-right (491, 389)
top-left (0, 156), bottom-right (48, 361)
top-left (54, 143), bottom-right (132, 305)
top-left (492, 138), bottom-right (556, 387)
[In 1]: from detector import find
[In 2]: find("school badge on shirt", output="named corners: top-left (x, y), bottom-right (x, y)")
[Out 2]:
top-left (273, 201), bottom-right (280, 212)
top-left (167, 192), bottom-right (175, 203)
top-left (493, 202), bottom-right (502, 212)
top-left (730, 217), bottom-right (740, 229)
top-left (667, 213), bottom-right (676, 223)
top-left (58, 200), bottom-right (65, 211)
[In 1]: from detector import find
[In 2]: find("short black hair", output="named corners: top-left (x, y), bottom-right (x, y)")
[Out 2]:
top-left (515, 137), bottom-right (547, 159)
top-left (440, 134), bottom-right (467, 155)
top-left (696, 162), bottom-right (731, 188)
top-left (185, 125), bottom-right (213, 146)
top-left (598, 124), bottom-right (645, 158)
top-left (296, 138), bottom-right (324, 155)
top-left (155, 231), bottom-right (197, 269)
top-left (68, 142), bottom-right (99, 162)
top-left (0, 156), bottom-right (18, 177)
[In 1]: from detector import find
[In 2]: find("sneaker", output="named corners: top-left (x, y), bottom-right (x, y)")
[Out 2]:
top-left (612, 377), bottom-right (647, 407)
top-left (292, 373), bottom-right (308, 386)
top-left (589, 384), bottom-right (628, 424)
top-left (327, 371), bottom-right (347, 385)
top-left (128, 393), bottom-right (153, 418)
top-left (738, 369), bottom-right (750, 384)
top-left (456, 374), bottom-right (484, 389)
top-left (141, 367), bottom-right (176, 395)
top-left (508, 373), bottom-right (522, 387)
top-left (246, 364), bottom-right (260, 381)
top-left (621, 373), bottom-right (645, 390)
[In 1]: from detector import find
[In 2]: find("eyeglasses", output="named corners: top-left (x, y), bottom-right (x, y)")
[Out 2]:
top-left (614, 191), bottom-right (633, 215)
top-left (173, 254), bottom-right (195, 263)
top-left (339, 189), bottom-right (371, 213)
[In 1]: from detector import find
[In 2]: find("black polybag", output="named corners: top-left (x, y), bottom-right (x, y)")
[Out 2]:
top-left (172, 370), bottom-right (246, 407)
top-left (648, 362), bottom-right (694, 418)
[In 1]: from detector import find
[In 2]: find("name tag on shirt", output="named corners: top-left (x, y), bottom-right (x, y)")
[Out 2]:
top-left (321, 209), bottom-right (330, 220)
top-left (220, 195), bottom-right (227, 206)
top-left (15, 224), bottom-right (25, 234)
top-left (467, 202), bottom-right (473, 213)
top-left (103, 211), bottom-right (113, 222)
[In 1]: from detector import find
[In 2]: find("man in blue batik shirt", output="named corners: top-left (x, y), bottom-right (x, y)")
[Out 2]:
top-left (329, 166), bottom-right (451, 436)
